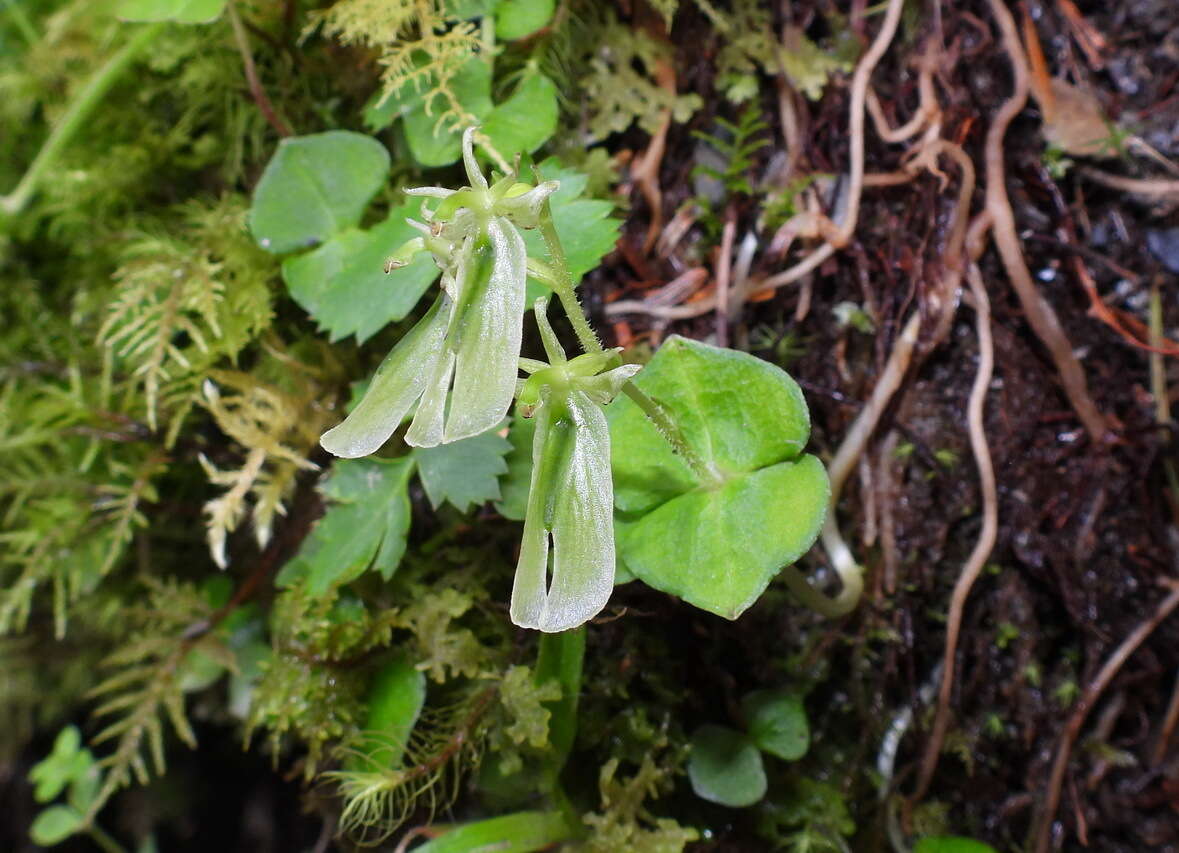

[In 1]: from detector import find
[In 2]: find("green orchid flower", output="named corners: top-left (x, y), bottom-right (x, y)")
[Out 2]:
top-left (511, 301), bottom-right (639, 633)
top-left (321, 129), bottom-right (558, 456)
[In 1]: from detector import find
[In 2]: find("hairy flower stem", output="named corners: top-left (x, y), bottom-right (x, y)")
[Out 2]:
top-left (621, 383), bottom-right (720, 487)
top-left (1, 22), bottom-right (165, 217)
top-left (536, 207), bottom-right (602, 355)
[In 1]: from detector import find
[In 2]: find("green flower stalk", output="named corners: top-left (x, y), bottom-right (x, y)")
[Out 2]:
top-left (320, 129), bottom-right (557, 456)
top-left (511, 301), bottom-right (639, 632)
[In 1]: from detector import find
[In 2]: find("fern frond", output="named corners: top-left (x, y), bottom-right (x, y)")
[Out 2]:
top-left (84, 578), bottom-right (227, 820)
top-left (318, 0), bottom-right (484, 137)
top-left (198, 361), bottom-right (329, 567)
top-left (580, 12), bottom-right (702, 142)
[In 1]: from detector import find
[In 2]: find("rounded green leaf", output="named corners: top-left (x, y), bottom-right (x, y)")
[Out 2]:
top-left (117, 0), bottom-right (226, 22)
top-left (742, 689), bottom-right (809, 761)
top-left (607, 337), bottom-right (829, 619)
top-left (30, 806), bottom-right (83, 846)
top-left (618, 456), bottom-right (828, 620)
top-left (249, 132), bottom-right (390, 254)
top-left (495, 0), bottom-right (556, 40)
top-left (914, 838), bottom-right (1000, 853)
top-left (609, 336), bottom-right (813, 515)
top-left (482, 72), bottom-right (559, 157)
top-left (688, 725), bottom-right (766, 808)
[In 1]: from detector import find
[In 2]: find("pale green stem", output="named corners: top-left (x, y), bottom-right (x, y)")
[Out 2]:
top-left (621, 383), bottom-right (720, 488)
top-left (1, 22), bottom-right (165, 217)
top-left (536, 213), bottom-right (602, 355)
top-left (2, 0), bottom-right (37, 47)
top-left (87, 824), bottom-right (128, 853)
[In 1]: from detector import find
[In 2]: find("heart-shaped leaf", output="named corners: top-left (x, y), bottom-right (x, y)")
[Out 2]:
top-left (607, 337), bottom-right (828, 619)
top-left (743, 688), bottom-right (809, 761)
top-left (281, 201), bottom-right (440, 342)
top-left (249, 132), bottom-right (390, 254)
top-left (688, 725), bottom-right (766, 808)
top-left (117, 0), bottom-right (226, 23)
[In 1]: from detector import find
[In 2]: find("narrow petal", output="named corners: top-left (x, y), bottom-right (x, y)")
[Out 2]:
top-left (542, 392), bottom-right (615, 631)
top-left (404, 350), bottom-right (455, 448)
top-left (510, 398), bottom-right (556, 630)
top-left (444, 216), bottom-right (526, 442)
top-left (510, 392), bottom-right (616, 632)
top-left (320, 296), bottom-right (450, 458)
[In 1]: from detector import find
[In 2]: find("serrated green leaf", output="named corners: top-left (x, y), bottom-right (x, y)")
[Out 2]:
top-left (743, 689), bottom-right (809, 761)
top-left (281, 202), bottom-right (440, 342)
top-left (482, 71), bottom-right (558, 157)
top-left (607, 337), bottom-right (829, 619)
top-left (276, 458), bottom-right (415, 595)
top-left (914, 839), bottom-right (1000, 853)
top-left (495, 0), bottom-right (555, 39)
top-left (249, 132), bottom-right (390, 254)
top-left (350, 656), bottom-right (426, 771)
top-left (30, 805), bottom-right (83, 845)
top-left (495, 410), bottom-right (536, 521)
top-left (117, 0), bottom-right (226, 23)
top-left (688, 725), bottom-right (766, 808)
top-left (403, 58), bottom-right (494, 167)
top-left (414, 425), bottom-right (510, 513)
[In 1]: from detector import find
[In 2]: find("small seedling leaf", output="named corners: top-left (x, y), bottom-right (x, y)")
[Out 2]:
top-left (249, 132), bottom-right (390, 254)
top-left (743, 688), bottom-right (809, 761)
top-left (688, 725), bottom-right (766, 808)
top-left (30, 806), bottom-right (83, 846)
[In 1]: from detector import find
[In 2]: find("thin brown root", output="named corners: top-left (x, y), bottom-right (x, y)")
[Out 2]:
top-left (813, 311), bottom-right (921, 617)
top-left (1032, 583), bottom-right (1179, 853)
top-left (985, 0), bottom-right (1110, 445)
top-left (715, 212), bottom-right (736, 347)
top-left (912, 262), bottom-right (998, 801)
top-left (1079, 166), bottom-right (1179, 199)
